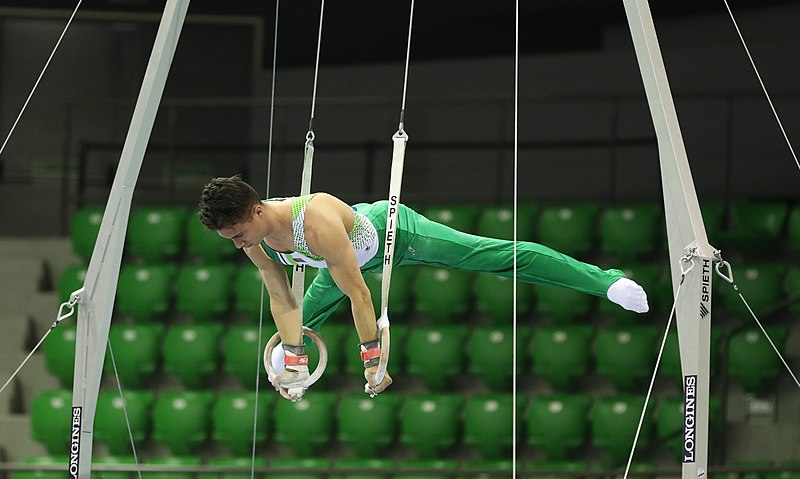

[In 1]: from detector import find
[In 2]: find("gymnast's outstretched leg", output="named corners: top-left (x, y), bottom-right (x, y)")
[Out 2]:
top-left (396, 206), bottom-right (649, 313)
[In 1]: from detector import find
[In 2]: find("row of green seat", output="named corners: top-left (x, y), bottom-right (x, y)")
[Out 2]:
top-left (15, 455), bottom-right (800, 479)
top-left (71, 206), bottom-right (236, 263)
top-left (424, 200), bottom-right (800, 261)
top-left (14, 455), bottom-right (519, 479)
top-left (57, 258), bottom-right (800, 325)
top-left (44, 321), bottom-right (790, 394)
top-left (70, 200), bottom-right (800, 264)
top-left (29, 389), bottom-right (709, 463)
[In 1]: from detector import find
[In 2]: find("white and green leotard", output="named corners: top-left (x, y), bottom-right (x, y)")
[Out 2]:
top-left (258, 194), bottom-right (379, 268)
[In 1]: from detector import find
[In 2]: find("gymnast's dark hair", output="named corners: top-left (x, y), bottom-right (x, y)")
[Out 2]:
top-left (198, 175), bottom-right (261, 230)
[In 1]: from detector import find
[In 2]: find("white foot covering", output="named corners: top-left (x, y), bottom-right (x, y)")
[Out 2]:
top-left (607, 277), bottom-right (649, 313)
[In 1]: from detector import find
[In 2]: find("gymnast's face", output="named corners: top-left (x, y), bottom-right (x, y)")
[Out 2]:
top-left (217, 205), bottom-right (262, 249)
top-left (217, 221), bottom-right (255, 249)
top-left (218, 221), bottom-right (258, 249)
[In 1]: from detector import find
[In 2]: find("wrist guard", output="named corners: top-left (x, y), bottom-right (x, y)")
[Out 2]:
top-left (282, 343), bottom-right (308, 370)
top-left (359, 339), bottom-right (380, 368)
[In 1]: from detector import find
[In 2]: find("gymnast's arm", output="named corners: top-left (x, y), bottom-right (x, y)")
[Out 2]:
top-left (243, 244), bottom-right (303, 346)
top-left (303, 196), bottom-right (378, 344)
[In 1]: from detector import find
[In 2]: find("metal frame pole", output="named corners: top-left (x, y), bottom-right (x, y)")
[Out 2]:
top-left (69, 1), bottom-right (190, 477)
top-left (622, 1), bottom-right (714, 478)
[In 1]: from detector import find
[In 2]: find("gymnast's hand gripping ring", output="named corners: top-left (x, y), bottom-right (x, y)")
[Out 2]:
top-left (374, 324), bottom-right (391, 387)
top-left (263, 327), bottom-right (328, 397)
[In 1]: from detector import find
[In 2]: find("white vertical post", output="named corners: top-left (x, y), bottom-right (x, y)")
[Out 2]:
top-left (622, 1), bottom-right (713, 478)
top-left (373, 129), bottom-right (407, 385)
top-left (381, 130), bottom-right (408, 313)
top-left (69, 1), bottom-right (189, 478)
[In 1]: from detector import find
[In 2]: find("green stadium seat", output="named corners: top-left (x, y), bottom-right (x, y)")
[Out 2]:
top-left (526, 394), bottom-right (591, 459)
top-left (722, 201), bottom-right (788, 256)
top-left (656, 395), bottom-right (722, 461)
top-left (609, 462), bottom-right (659, 479)
top-left (115, 263), bottom-right (175, 322)
top-left (222, 323), bottom-right (276, 388)
top-left (473, 273), bottom-right (533, 324)
top-left (591, 395), bottom-right (654, 462)
top-left (11, 456), bottom-right (69, 479)
top-left (787, 204), bottom-right (800, 255)
top-left (105, 323), bottom-right (163, 387)
top-left (720, 461), bottom-right (775, 479)
top-left (341, 326), bottom-right (369, 376)
top-left (394, 459), bottom-right (461, 479)
top-left (529, 325), bottom-right (594, 390)
top-left (594, 325), bottom-right (660, 391)
top-left (274, 392), bottom-right (338, 457)
top-left (720, 262), bottom-right (786, 318)
top-left (126, 206), bottom-right (186, 262)
top-left (70, 206), bottom-right (104, 260)
top-left (421, 204), bottom-right (479, 233)
top-left (405, 325), bottom-right (468, 389)
top-left (399, 394), bottom-right (462, 459)
top-left (185, 210), bottom-right (238, 262)
top-left (700, 202), bottom-right (726, 247)
top-left (598, 203), bottom-right (663, 260)
top-left (467, 326), bottom-right (529, 390)
top-left (522, 460), bottom-right (588, 479)
top-left (201, 457), bottom-right (268, 479)
top-left (212, 391), bottom-right (272, 456)
top-left (152, 390), bottom-right (214, 455)
top-left (144, 456), bottom-right (202, 479)
top-left (94, 390), bottom-right (154, 456)
top-left (765, 462), bottom-right (800, 479)
top-left (461, 460), bottom-right (514, 479)
top-left (94, 455), bottom-right (137, 479)
top-left (537, 203), bottom-right (599, 257)
top-left (535, 284), bottom-right (594, 323)
top-left (30, 390), bottom-right (72, 454)
top-left (728, 325), bottom-right (789, 393)
top-left (162, 323), bottom-right (223, 388)
top-left (233, 265), bottom-right (270, 321)
top-left (175, 264), bottom-right (236, 322)
top-left (270, 458), bottom-right (332, 479)
top-left (43, 323), bottom-right (77, 387)
top-left (337, 392), bottom-right (401, 457)
top-left (363, 266), bottom-right (415, 317)
top-left (784, 265), bottom-right (800, 315)
top-left (476, 204), bottom-right (537, 241)
top-left (463, 393), bottom-right (518, 459)
top-left (738, 193), bottom-right (787, 224)
top-left (307, 322), bottom-right (348, 379)
top-left (413, 267), bottom-right (473, 322)
top-left (331, 458), bottom-right (396, 479)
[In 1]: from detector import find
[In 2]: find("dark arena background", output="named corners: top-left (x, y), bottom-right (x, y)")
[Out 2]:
top-left (1, 1), bottom-right (800, 478)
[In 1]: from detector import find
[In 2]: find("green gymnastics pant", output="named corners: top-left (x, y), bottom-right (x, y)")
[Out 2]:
top-left (302, 201), bottom-right (625, 331)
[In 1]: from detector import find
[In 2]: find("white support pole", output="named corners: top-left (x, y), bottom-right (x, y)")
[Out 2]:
top-left (68, 1), bottom-right (189, 478)
top-left (622, 1), bottom-right (714, 478)
top-left (381, 130), bottom-right (408, 314)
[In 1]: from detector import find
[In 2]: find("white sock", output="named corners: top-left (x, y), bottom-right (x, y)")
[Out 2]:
top-left (607, 277), bottom-right (649, 313)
